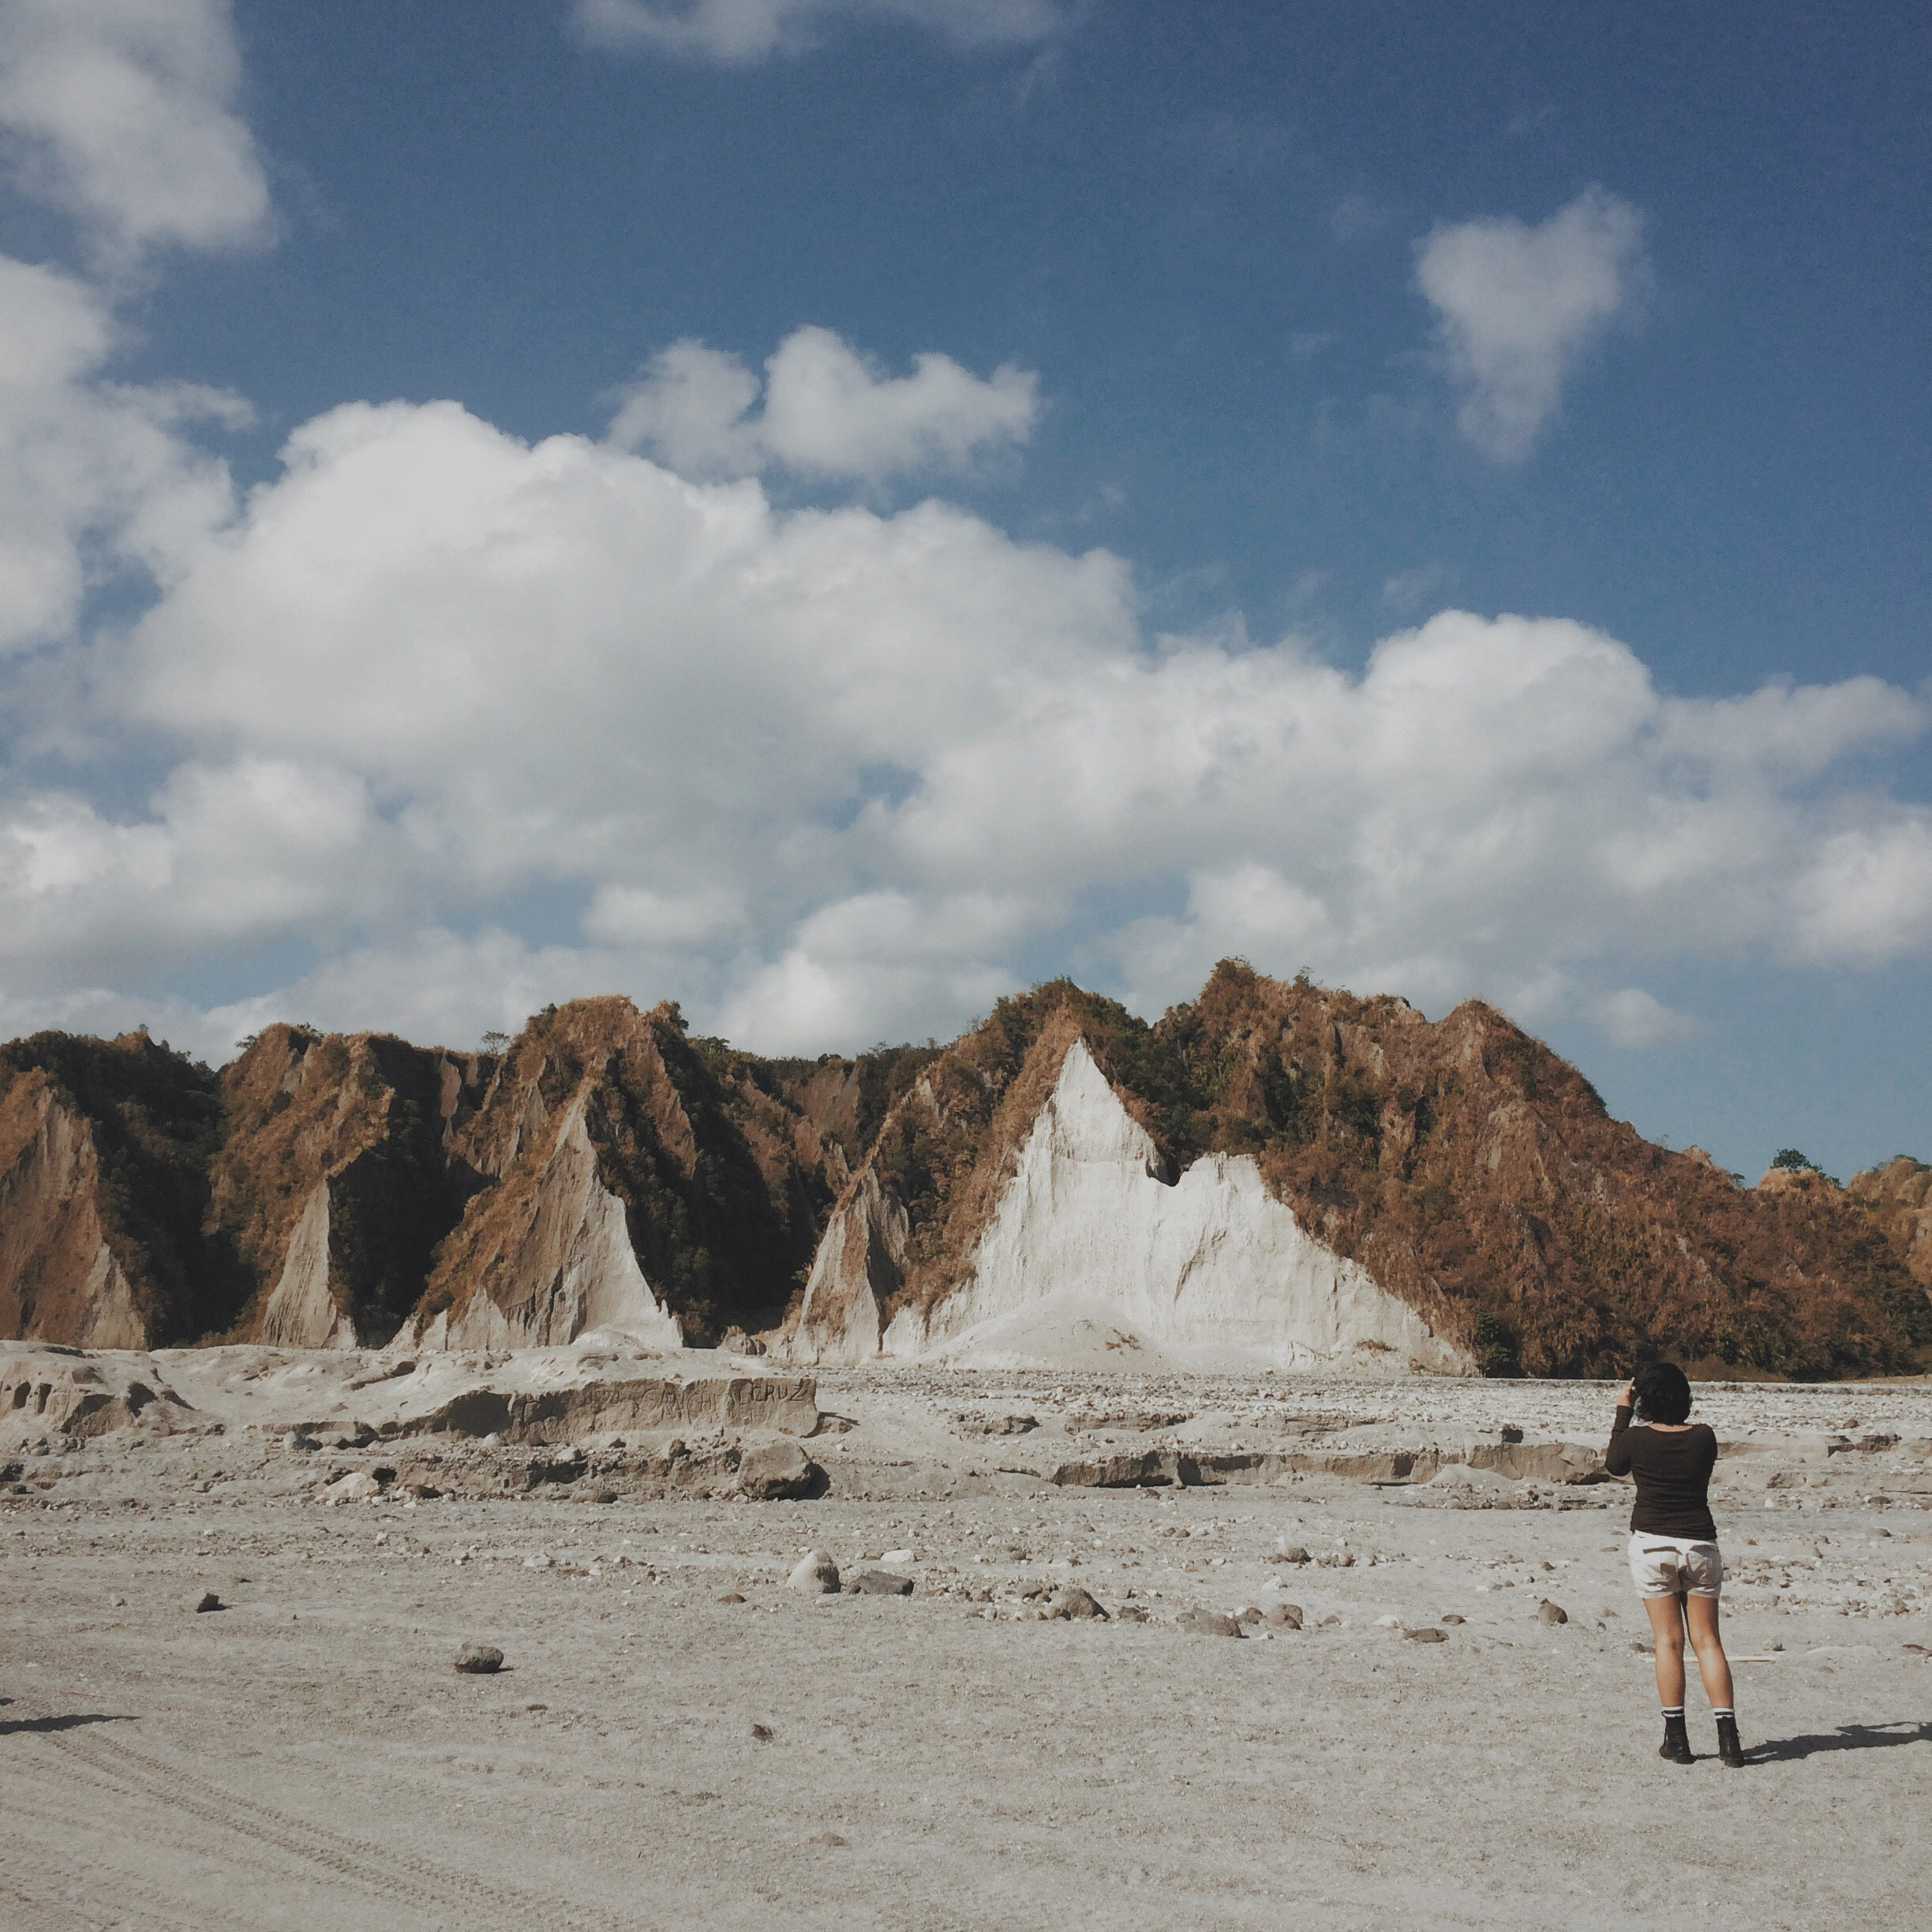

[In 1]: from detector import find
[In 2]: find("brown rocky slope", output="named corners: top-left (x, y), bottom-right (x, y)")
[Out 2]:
top-left (207, 1024), bottom-right (496, 1347)
top-left (408, 997), bottom-right (895, 1349)
top-left (1848, 1157), bottom-right (1932, 1291)
top-left (0, 1031), bottom-right (233, 1346)
top-left (789, 966), bottom-right (1930, 1380)
top-left (0, 972), bottom-right (1925, 1376)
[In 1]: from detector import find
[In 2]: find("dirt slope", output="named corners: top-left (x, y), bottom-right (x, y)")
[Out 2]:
top-left (208, 1026), bottom-right (495, 1347)
top-left (1149, 964), bottom-right (1928, 1378)
top-left (414, 998), bottom-right (858, 1348)
top-left (0, 975), bottom-right (1923, 1376)
top-left (787, 968), bottom-right (1930, 1380)
top-left (0, 1032), bottom-right (230, 1346)
top-left (1848, 1156), bottom-right (1932, 1290)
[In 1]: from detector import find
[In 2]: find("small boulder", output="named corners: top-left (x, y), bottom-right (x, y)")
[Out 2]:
top-left (1278, 1544), bottom-right (1312, 1566)
top-left (1404, 1627), bottom-right (1449, 1643)
top-left (318, 1470), bottom-right (382, 1504)
top-left (1177, 1608), bottom-right (1243, 1638)
top-left (1440, 1613), bottom-right (1466, 1625)
top-left (1048, 1586), bottom-right (1107, 1621)
top-left (1264, 1603), bottom-right (1303, 1628)
top-left (787, 1551), bottom-right (841, 1594)
top-left (1537, 1599), bottom-right (1569, 1626)
top-left (717, 1592), bottom-right (747, 1604)
top-left (1235, 1605), bottom-right (1264, 1626)
top-left (455, 1642), bottom-right (504, 1674)
top-left (190, 1589), bottom-right (222, 1613)
top-left (738, 1440), bottom-right (826, 1502)
top-left (750, 1721), bottom-right (774, 1741)
top-left (848, 1570), bottom-right (915, 1596)
top-left (1115, 1603), bottom-right (1150, 1623)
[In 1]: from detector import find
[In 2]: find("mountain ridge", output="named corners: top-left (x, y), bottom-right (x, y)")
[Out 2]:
top-left (0, 969), bottom-right (1924, 1379)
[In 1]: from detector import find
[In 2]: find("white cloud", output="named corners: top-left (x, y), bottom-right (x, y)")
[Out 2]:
top-left (606, 326), bottom-right (1039, 484)
top-left (0, 343), bottom-right (1926, 1061)
top-left (1, 360), bottom-right (1912, 1058)
top-left (572, 0), bottom-right (1066, 62)
top-left (0, 255), bottom-right (238, 652)
top-left (1785, 819), bottom-right (1932, 966)
top-left (1416, 187), bottom-right (1647, 460)
top-left (0, 0), bottom-right (271, 266)
top-left (1594, 987), bottom-right (1698, 1051)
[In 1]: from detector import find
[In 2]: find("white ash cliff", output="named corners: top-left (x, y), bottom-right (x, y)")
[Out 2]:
top-left (793, 1039), bottom-right (1468, 1372)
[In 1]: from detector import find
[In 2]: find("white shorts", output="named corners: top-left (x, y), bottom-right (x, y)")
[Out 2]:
top-left (1628, 1533), bottom-right (1722, 1600)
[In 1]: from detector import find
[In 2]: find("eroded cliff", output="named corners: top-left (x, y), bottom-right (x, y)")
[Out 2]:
top-left (782, 970), bottom-right (1930, 1379)
top-left (0, 974), bottom-right (1923, 1376)
top-left (0, 1032), bottom-right (229, 1347)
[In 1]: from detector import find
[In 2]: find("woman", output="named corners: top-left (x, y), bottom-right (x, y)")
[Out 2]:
top-left (1604, 1361), bottom-right (1743, 1767)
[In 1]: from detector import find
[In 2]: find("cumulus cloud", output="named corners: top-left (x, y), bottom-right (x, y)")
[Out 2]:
top-left (606, 327), bottom-right (1040, 484)
top-left (0, 255), bottom-right (240, 652)
top-left (572, 0), bottom-right (1066, 62)
top-left (0, 29), bottom-right (1923, 1065)
top-left (0, 364), bottom-right (1917, 1061)
top-left (1594, 987), bottom-right (1698, 1051)
top-left (0, 0), bottom-right (271, 265)
top-left (1416, 187), bottom-right (1647, 460)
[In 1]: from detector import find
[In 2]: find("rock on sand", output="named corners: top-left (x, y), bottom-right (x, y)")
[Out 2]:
top-left (737, 1440), bottom-right (826, 1501)
top-left (788, 1551), bottom-right (841, 1594)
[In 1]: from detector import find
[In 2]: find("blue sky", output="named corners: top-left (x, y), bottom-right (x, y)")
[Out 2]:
top-left (0, 0), bottom-right (1925, 1181)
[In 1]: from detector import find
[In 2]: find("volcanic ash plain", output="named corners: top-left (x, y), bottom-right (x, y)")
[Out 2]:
top-left (2, 1343), bottom-right (1929, 1932)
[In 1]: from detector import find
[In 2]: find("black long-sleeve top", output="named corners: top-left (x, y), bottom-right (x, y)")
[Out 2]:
top-left (1604, 1406), bottom-right (1718, 1539)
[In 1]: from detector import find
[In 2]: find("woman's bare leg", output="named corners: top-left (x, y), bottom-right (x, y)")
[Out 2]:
top-left (1684, 1593), bottom-right (1735, 1709)
top-left (1643, 1594), bottom-right (1687, 1706)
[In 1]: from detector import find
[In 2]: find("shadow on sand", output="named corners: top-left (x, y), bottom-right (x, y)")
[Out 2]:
top-left (0, 1698), bottom-right (135, 1739)
top-left (1748, 1720), bottom-right (1932, 1765)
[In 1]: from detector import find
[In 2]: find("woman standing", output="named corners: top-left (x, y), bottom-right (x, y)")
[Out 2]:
top-left (1605, 1362), bottom-right (1743, 1767)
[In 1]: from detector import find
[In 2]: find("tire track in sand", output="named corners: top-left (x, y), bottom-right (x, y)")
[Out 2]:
top-left (9, 1699), bottom-right (641, 1932)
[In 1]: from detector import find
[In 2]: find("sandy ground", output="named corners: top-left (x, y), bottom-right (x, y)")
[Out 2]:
top-left (4, 1363), bottom-right (1930, 1931)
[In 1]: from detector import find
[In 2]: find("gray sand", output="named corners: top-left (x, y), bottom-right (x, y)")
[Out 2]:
top-left (3, 1367), bottom-right (1928, 1930)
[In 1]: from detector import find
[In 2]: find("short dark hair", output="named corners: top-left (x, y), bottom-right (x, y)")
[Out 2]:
top-left (1633, 1361), bottom-right (1692, 1425)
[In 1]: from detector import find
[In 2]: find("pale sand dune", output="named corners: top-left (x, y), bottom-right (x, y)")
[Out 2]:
top-left (2, 1358), bottom-right (1928, 1930)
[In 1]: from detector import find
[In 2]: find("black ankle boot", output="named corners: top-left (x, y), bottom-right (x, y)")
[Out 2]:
top-left (1715, 1713), bottom-right (1744, 1769)
top-left (1659, 1712), bottom-right (1694, 1764)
